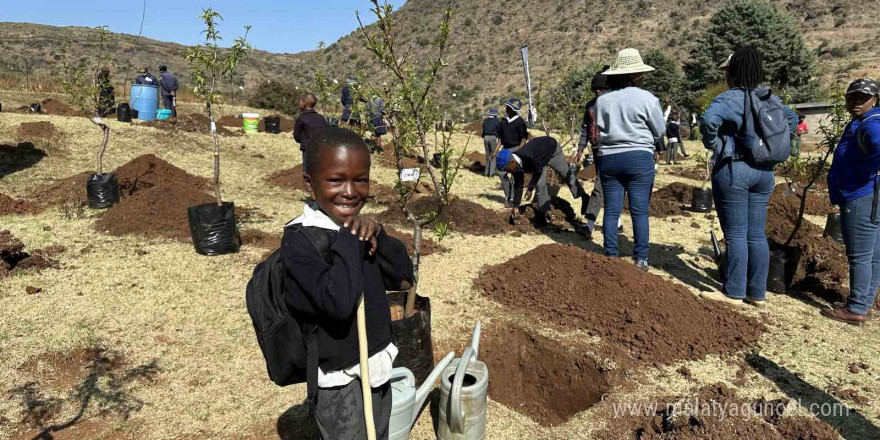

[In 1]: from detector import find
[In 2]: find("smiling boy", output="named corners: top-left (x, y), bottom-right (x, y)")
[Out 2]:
top-left (280, 127), bottom-right (413, 439)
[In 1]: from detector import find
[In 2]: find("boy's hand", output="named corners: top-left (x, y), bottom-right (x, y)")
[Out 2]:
top-left (344, 216), bottom-right (381, 255)
top-left (524, 188), bottom-right (533, 201)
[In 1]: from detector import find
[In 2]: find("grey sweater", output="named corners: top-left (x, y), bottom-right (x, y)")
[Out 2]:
top-left (595, 87), bottom-right (666, 156)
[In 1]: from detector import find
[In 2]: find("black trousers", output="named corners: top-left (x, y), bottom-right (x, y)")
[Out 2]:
top-left (315, 379), bottom-right (391, 440)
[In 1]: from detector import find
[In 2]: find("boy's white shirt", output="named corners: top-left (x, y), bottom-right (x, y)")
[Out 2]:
top-left (506, 114), bottom-right (521, 123)
top-left (288, 202), bottom-right (398, 388)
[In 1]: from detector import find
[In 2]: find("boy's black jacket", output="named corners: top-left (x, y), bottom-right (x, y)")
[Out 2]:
top-left (281, 225), bottom-right (414, 372)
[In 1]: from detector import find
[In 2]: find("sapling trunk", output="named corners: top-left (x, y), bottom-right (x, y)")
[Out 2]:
top-left (784, 146), bottom-right (834, 247)
top-left (92, 120), bottom-right (110, 175)
top-left (405, 215), bottom-right (423, 318)
top-left (206, 103), bottom-right (223, 206)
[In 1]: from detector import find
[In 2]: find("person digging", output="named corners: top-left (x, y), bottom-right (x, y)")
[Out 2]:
top-left (495, 136), bottom-right (587, 228)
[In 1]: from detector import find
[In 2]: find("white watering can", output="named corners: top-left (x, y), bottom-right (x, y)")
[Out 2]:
top-left (438, 322), bottom-right (488, 440)
top-left (389, 351), bottom-right (455, 440)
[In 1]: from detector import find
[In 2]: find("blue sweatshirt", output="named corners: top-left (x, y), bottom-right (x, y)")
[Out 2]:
top-left (828, 107), bottom-right (880, 205)
top-left (159, 72), bottom-right (179, 96)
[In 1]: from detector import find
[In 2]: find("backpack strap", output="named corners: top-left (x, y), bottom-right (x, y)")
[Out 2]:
top-left (292, 225), bottom-right (334, 265)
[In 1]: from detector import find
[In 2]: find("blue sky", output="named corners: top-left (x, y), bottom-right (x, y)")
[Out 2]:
top-left (3, 0), bottom-right (404, 54)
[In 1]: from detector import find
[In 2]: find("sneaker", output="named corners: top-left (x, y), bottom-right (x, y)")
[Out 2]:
top-left (744, 297), bottom-right (767, 308)
top-left (700, 291), bottom-right (744, 307)
top-left (634, 259), bottom-right (649, 271)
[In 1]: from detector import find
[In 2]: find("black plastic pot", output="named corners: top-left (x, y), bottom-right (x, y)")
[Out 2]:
top-left (767, 241), bottom-right (802, 293)
top-left (116, 103), bottom-right (132, 122)
top-left (387, 291), bottom-right (434, 386)
top-left (263, 116), bottom-right (281, 134)
top-left (823, 213), bottom-right (844, 243)
top-left (187, 202), bottom-right (241, 256)
top-left (29, 103), bottom-right (41, 114)
top-left (131, 109), bottom-right (139, 119)
top-left (691, 187), bottom-right (713, 213)
top-left (86, 173), bottom-right (120, 209)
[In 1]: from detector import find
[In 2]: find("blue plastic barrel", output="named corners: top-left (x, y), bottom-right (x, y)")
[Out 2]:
top-left (129, 84), bottom-right (159, 121)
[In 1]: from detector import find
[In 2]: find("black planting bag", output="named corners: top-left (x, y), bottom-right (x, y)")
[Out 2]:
top-left (187, 202), bottom-right (241, 256)
top-left (86, 173), bottom-right (120, 209)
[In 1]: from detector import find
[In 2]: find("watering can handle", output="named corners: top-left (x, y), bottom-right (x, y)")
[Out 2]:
top-left (450, 347), bottom-right (476, 434)
top-left (389, 367), bottom-right (415, 384)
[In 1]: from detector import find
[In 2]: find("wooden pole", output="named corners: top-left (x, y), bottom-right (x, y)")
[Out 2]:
top-left (356, 294), bottom-right (377, 440)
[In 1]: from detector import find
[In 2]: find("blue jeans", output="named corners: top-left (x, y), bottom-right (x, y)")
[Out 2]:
top-left (598, 151), bottom-right (655, 261)
top-left (840, 194), bottom-right (880, 315)
top-left (712, 161), bottom-right (775, 300)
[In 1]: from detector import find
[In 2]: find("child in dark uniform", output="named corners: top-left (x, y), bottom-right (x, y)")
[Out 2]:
top-left (490, 98), bottom-right (529, 206)
top-left (281, 126), bottom-right (413, 439)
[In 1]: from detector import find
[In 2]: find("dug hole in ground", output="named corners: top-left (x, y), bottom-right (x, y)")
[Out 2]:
top-left (0, 106), bottom-right (878, 440)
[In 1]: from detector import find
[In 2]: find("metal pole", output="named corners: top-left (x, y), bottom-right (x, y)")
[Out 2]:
top-left (520, 44), bottom-right (535, 128)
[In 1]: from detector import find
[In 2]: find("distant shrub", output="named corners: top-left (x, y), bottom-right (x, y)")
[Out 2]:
top-left (829, 46), bottom-right (850, 58)
top-left (247, 80), bottom-right (299, 115)
top-left (492, 14), bottom-right (503, 25)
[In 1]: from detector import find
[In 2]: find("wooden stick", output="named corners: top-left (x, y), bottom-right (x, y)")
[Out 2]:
top-left (356, 294), bottom-right (377, 440)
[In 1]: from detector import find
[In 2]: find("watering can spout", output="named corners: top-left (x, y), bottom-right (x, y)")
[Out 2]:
top-left (710, 230), bottom-right (721, 262)
top-left (470, 321), bottom-right (481, 357)
top-left (412, 351), bottom-right (455, 424)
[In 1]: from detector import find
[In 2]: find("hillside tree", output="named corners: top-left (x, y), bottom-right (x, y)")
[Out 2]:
top-left (684, 0), bottom-right (818, 103)
top-left (641, 50), bottom-right (688, 110)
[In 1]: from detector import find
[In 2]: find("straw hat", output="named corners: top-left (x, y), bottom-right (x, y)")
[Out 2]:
top-left (719, 54), bottom-right (733, 69)
top-left (602, 49), bottom-right (655, 75)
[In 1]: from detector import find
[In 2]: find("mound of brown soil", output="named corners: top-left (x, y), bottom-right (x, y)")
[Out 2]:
top-left (39, 98), bottom-right (81, 117)
top-left (113, 153), bottom-right (210, 196)
top-left (216, 115), bottom-right (241, 127)
top-left (464, 151), bottom-right (486, 174)
top-left (374, 146), bottom-right (420, 169)
top-left (369, 181), bottom-right (398, 205)
top-left (30, 171), bottom-right (91, 207)
top-left (599, 383), bottom-right (839, 440)
top-left (0, 230), bottom-right (60, 278)
top-left (377, 196), bottom-right (525, 236)
top-left (768, 187), bottom-right (835, 217)
top-left (766, 202), bottom-right (848, 301)
top-left (258, 115), bottom-right (295, 133)
top-left (88, 154), bottom-right (219, 241)
top-left (649, 182), bottom-right (696, 218)
top-left (475, 244), bottom-right (764, 365)
top-left (664, 165), bottom-right (707, 182)
top-left (265, 165), bottom-right (305, 192)
top-left (0, 193), bottom-right (40, 216)
top-left (16, 121), bottom-right (60, 142)
top-left (142, 113), bottom-right (239, 137)
top-left (578, 164), bottom-right (597, 180)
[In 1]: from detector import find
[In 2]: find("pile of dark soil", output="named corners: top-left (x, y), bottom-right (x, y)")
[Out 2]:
top-left (94, 155), bottom-right (216, 241)
top-left (15, 98), bottom-right (81, 117)
top-left (374, 146), bottom-right (420, 169)
top-left (768, 187), bottom-right (835, 217)
top-left (30, 171), bottom-right (92, 208)
top-left (598, 383), bottom-right (839, 440)
top-left (648, 182), bottom-right (697, 218)
top-left (377, 196), bottom-right (528, 236)
top-left (766, 201), bottom-right (847, 301)
top-left (216, 115), bottom-right (241, 127)
top-left (475, 244), bottom-right (764, 365)
top-left (663, 165), bottom-right (707, 182)
top-left (369, 181), bottom-right (398, 205)
top-left (0, 193), bottom-right (40, 216)
top-left (264, 165), bottom-right (305, 192)
top-left (0, 143), bottom-right (47, 181)
top-left (16, 121), bottom-right (60, 144)
top-left (0, 230), bottom-right (60, 278)
top-left (142, 113), bottom-right (239, 137)
top-left (578, 165), bottom-right (597, 180)
top-left (258, 115), bottom-right (295, 133)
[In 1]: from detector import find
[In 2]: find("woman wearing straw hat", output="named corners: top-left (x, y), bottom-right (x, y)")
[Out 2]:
top-left (595, 48), bottom-right (666, 271)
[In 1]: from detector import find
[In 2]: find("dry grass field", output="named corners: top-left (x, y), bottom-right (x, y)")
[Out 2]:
top-left (1, 102), bottom-right (879, 440)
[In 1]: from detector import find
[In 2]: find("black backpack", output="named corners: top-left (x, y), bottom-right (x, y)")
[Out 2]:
top-left (736, 89), bottom-right (792, 166)
top-left (245, 225), bottom-right (333, 406)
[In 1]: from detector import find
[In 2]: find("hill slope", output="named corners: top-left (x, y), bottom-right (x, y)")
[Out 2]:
top-left (1, 0), bottom-right (876, 117)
